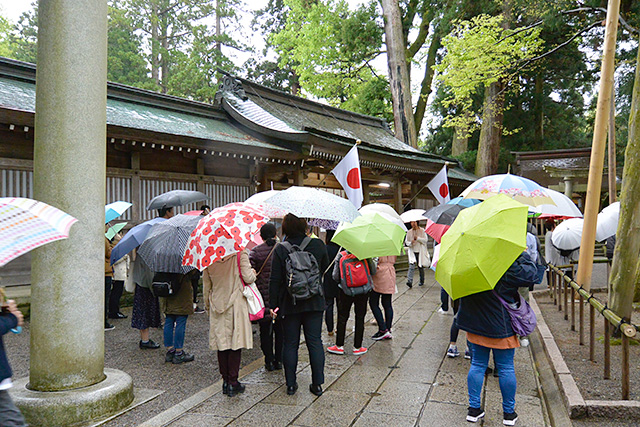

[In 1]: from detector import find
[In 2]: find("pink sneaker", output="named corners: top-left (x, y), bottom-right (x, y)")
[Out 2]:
top-left (353, 347), bottom-right (368, 355)
top-left (327, 345), bottom-right (344, 355)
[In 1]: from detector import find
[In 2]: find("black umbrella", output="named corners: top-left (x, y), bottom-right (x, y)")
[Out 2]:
top-left (137, 214), bottom-right (201, 274)
top-left (146, 190), bottom-right (208, 210)
top-left (423, 204), bottom-right (464, 226)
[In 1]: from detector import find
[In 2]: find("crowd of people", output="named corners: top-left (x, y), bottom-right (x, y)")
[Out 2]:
top-left (99, 204), bottom-right (574, 426)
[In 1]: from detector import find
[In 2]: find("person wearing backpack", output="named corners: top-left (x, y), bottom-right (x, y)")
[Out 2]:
top-left (269, 214), bottom-right (329, 397)
top-left (249, 223), bottom-right (283, 372)
top-left (327, 250), bottom-right (376, 356)
top-left (456, 252), bottom-right (540, 426)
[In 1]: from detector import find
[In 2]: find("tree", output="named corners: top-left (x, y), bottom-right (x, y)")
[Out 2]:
top-left (107, 2), bottom-right (153, 88)
top-left (271, 0), bottom-right (387, 116)
top-left (435, 13), bottom-right (543, 175)
top-left (609, 40), bottom-right (640, 317)
top-left (381, 0), bottom-right (417, 147)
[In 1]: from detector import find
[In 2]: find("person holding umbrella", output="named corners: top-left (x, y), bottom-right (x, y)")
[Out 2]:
top-left (405, 221), bottom-right (429, 288)
top-left (456, 252), bottom-right (540, 425)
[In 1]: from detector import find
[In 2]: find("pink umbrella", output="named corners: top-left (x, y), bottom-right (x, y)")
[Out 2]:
top-left (182, 202), bottom-right (269, 270)
top-left (425, 219), bottom-right (450, 244)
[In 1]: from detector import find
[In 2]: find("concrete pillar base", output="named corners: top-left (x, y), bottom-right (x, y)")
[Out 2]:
top-left (10, 369), bottom-right (133, 427)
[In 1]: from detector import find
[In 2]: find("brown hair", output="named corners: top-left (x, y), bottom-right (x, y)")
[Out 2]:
top-left (281, 213), bottom-right (307, 237)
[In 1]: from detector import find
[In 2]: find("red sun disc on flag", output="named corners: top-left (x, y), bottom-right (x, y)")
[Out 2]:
top-left (439, 184), bottom-right (449, 198)
top-left (346, 168), bottom-right (361, 189)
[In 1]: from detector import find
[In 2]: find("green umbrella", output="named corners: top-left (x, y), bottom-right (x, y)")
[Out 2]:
top-left (332, 212), bottom-right (406, 260)
top-left (435, 194), bottom-right (528, 300)
top-left (105, 222), bottom-right (127, 240)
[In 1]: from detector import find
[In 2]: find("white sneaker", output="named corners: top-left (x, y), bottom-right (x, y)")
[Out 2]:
top-left (520, 337), bottom-right (530, 347)
top-left (437, 308), bottom-right (447, 314)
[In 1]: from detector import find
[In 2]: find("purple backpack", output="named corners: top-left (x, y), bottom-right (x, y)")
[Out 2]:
top-left (492, 291), bottom-right (537, 337)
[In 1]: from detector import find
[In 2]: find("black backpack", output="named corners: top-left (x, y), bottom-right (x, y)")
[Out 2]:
top-left (151, 272), bottom-right (183, 297)
top-left (280, 237), bottom-right (323, 304)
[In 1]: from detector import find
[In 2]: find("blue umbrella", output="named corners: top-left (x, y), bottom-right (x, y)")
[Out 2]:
top-left (105, 201), bottom-right (132, 224)
top-left (110, 217), bottom-right (167, 265)
top-left (447, 197), bottom-right (481, 208)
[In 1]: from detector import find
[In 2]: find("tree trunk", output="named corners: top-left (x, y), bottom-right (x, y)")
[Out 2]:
top-left (609, 40), bottom-right (640, 318)
top-left (533, 73), bottom-right (544, 148)
top-left (215, 0), bottom-right (221, 52)
top-left (151, 2), bottom-right (160, 86)
top-left (160, 23), bottom-right (168, 94)
top-left (414, 32), bottom-right (441, 134)
top-left (475, 81), bottom-right (504, 176)
top-left (381, 0), bottom-right (417, 148)
top-left (451, 124), bottom-right (469, 157)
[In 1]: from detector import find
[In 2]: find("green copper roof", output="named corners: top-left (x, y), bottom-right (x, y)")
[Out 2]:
top-left (0, 77), bottom-right (287, 151)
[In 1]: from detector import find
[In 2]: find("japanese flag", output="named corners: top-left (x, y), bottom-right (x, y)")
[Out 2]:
top-left (331, 145), bottom-right (363, 208)
top-left (427, 165), bottom-right (450, 205)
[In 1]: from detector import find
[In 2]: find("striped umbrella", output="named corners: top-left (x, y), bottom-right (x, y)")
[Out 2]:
top-left (0, 197), bottom-right (78, 267)
top-left (138, 214), bottom-right (201, 274)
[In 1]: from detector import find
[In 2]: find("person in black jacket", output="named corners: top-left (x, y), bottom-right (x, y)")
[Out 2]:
top-left (323, 230), bottom-right (341, 336)
top-left (269, 214), bottom-right (329, 397)
top-left (0, 296), bottom-right (26, 426)
top-left (456, 252), bottom-right (542, 425)
top-left (249, 223), bottom-right (283, 372)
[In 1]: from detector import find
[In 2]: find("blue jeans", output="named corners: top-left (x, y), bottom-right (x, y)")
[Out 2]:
top-left (407, 263), bottom-right (424, 285)
top-left (467, 342), bottom-right (516, 413)
top-left (164, 314), bottom-right (188, 350)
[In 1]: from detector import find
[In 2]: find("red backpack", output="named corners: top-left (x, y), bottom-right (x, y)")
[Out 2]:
top-left (338, 251), bottom-right (372, 290)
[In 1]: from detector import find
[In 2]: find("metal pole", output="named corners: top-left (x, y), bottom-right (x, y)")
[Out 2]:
top-left (576, 0), bottom-right (621, 292)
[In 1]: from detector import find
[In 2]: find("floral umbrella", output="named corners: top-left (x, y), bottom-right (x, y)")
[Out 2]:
top-left (460, 173), bottom-right (554, 207)
top-left (182, 202), bottom-right (269, 271)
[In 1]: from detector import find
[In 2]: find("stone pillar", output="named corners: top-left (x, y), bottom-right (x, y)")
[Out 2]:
top-left (563, 177), bottom-right (573, 198)
top-left (12, 0), bottom-right (133, 424)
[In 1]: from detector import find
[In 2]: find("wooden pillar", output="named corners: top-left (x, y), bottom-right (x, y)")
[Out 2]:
top-left (293, 168), bottom-right (304, 187)
top-left (196, 157), bottom-right (205, 194)
top-left (363, 183), bottom-right (370, 205)
top-left (394, 177), bottom-right (403, 213)
top-left (131, 152), bottom-right (140, 222)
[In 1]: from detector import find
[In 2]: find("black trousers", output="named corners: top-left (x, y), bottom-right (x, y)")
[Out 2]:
top-left (282, 311), bottom-right (324, 387)
top-left (104, 276), bottom-right (112, 326)
top-left (259, 318), bottom-right (284, 364)
top-left (108, 280), bottom-right (124, 317)
top-left (450, 299), bottom-right (460, 343)
top-left (369, 291), bottom-right (393, 332)
top-left (325, 295), bottom-right (336, 333)
top-left (336, 290), bottom-right (368, 349)
top-left (191, 272), bottom-right (201, 303)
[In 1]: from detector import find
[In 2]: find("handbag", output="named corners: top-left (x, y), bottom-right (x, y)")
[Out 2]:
top-left (492, 290), bottom-right (537, 337)
top-left (124, 272), bottom-right (135, 293)
top-left (237, 253), bottom-right (265, 321)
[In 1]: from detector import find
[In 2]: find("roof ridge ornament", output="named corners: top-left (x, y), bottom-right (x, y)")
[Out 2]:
top-left (217, 75), bottom-right (248, 101)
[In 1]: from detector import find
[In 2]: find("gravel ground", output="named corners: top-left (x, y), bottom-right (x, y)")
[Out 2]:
top-left (5, 304), bottom-right (265, 427)
top-left (535, 263), bottom-right (640, 402)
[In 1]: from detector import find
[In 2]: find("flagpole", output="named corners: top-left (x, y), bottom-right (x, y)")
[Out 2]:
top-left (316, 140), bottom-right (361, 188)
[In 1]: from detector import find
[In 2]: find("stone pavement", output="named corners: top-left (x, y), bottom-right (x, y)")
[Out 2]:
top-left (138, 270), bottom-right (548, 427)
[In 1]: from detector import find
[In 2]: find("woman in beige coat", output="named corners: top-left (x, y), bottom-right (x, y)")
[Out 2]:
top-left (203, 250), bottom-right (256, 397)
top-left (370, 256), bottom-right (396, 340)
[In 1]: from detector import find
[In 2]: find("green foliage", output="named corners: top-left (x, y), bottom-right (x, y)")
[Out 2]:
top-left (108, 3), bottom-right (153, 88)
top-left (0, 14), bottom-right (14, 58)
top-left (10, 2), bottom-right (37, 63)
top-left (271, 0), bottom-right (388, 115)
top-left (436, 14), bottom-right (543, 136)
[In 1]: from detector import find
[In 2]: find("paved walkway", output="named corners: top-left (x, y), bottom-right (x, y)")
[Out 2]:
top-left (139, 270), bottom-right (548, 427)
